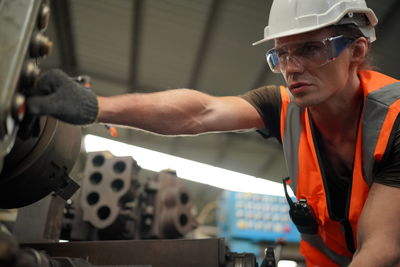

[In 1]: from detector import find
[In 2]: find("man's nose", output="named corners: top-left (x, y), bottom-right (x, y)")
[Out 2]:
top-left (282, 55), bottom-right (304, 75)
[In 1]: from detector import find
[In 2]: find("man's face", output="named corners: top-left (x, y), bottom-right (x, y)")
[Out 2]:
top-left (274, 28), bottom-right (354, 108)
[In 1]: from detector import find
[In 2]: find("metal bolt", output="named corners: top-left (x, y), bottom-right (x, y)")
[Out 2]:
top-left (21, 61), bottom-right (40, 88)
top-left (12, 93), bottom-right (26, 122)
top-left (38, 4), bottom-right (50, 31)
top-left (5, 114), bottom-right (15, 136)
top-left (30, 33), bottom-right (53, 58)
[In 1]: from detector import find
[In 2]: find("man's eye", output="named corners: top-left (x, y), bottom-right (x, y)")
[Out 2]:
top-left (277, 50), bottom-right (288, 58)
top-left (301, 43), bottom-right (323, 54)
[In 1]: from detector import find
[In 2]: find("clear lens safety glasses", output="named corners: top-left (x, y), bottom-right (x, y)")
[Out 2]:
top-left (266, 35), bottom-right (356, 73)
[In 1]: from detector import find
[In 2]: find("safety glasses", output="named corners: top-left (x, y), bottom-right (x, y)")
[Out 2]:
top-left (266, 35), bottom-right (356, 73)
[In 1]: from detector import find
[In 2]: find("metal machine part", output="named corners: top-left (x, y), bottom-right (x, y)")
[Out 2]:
top-left (80, 151), bottom-right (140, 229)
top-left (226, 252), bottom-right (258, 267)
top-left (0, 231), bottom-right (51, 267)
top-left (25, 238), bottom-right (257, 267)
top-left (0, 231), bottom-right (144, 267)
top-left (13, 194), bottom-right (67, 244)
top-left (260, 247), bottom-right (276, 267)
top-left (0, 0), bottom-right (70, 209)
top-left (64, 152), bottom-right (197, 241)
top-left (139, 169), bottom-right (198, 239)
top-left (0, 0), bottom-right (52, 173)
top-left (0, 116), bottom-right (81, 208)
top-left (29, 32), bottom-right (53, 58)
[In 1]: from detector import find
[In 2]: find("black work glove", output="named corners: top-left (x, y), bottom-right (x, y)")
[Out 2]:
top-left (27, 69), bottom-right (99, 125)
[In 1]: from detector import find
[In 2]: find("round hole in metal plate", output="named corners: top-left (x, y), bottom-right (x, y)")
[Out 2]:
top-left (111, 179), bottom-right (124, 192)
top-left (92, 154), bottom-right (105, 167)
top-left (113, 161), bottom-right (126, 173)
top-left (87, 192), bottom-right (99, 205)
top-left (180, 214), bottom-right (188, 226)
top-left (97, 206), bottom-right (111, 220)
top-left (90, 172), bottom-right (102, 185)
top-left (180, 192), bottom-right (189, 205)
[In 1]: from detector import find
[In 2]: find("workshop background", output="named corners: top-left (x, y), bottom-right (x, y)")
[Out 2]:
top-left (41, 0), bottom-right (400, 184)
top-left (2, 0), bottom-right (398, 266)
top-left (43, 0), bottom-right (397, 211)
top-left (42, 0), bottom-right (399, 256)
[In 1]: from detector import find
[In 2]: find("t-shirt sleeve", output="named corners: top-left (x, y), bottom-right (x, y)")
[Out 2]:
top-left (373, 116), bottom-right (400, 188)
top-left (240, 85), bottom-right (282, 142)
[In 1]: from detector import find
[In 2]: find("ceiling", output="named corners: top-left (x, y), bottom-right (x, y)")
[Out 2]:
top-left (41, 0), bottom-right (400, 184)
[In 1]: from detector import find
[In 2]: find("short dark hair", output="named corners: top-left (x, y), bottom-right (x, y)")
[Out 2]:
top-left (328, 24), bottom-right (375, 70)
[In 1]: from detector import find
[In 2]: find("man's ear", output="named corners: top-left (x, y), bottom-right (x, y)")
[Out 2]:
top-left (351, 37), bottom-right (369, 66)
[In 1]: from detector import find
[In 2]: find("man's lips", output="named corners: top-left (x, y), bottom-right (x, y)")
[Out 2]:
top-left (289, 82), bottom-right (312, 94)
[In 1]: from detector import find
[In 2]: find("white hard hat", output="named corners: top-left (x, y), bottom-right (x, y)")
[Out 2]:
top-left (253, 0), bottom-right (378, 46)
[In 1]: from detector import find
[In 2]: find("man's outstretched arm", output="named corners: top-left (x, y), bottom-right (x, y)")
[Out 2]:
top-left (97, 89), bottom-right (264, 135)
top-left (28, 69), bottom-right (265, 135)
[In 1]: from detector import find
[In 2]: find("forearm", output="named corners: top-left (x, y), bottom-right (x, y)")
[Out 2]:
top-left (28, 69), bottom-right (262, 130)
top-left (349, 184), bottom-right (400, 267)
top-left (349, 240), bottom-right (400, 267)
top-left (97, 89), bottom-right (212, 135)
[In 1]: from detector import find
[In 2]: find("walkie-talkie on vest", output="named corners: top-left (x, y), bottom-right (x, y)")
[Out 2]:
top-left (283, 177), bottom-right (318, 234)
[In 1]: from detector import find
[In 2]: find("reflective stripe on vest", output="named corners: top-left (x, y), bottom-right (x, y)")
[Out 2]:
top-left (283, 97), bottom-right (301, 191)
top-left (280, 87), bottom-right (351, 267)
top-left (301, 234), bottom-right (351, 266)
top-left (279, 71), bottom-right (400, 266)
top-left (362, 82), bottom-right (400, 186)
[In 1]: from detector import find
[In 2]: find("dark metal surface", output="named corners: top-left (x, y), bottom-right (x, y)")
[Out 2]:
top-left (0, 0), bottom-right (55, 185)
top-left (226, 252), bottom-right (258, 267)
top-left (0, 117), bottom-right (81, 208)
top-left (0, 232), bottom-right (143, 267)
top-left (13, 194), bottom-right (66, 243)
top-left (187, 0), bottom-right (223, 90)
top-left (0, 231), bottom-right (51, 267)
top-left (0, 0), bottom-right (41, 113)
top-left (128, 0), bottom-right (144, 92)
top-left (26, 238), bottom-right (228, 267)
top-left (0, 0), bottom-right (43, 174)
top-left (50, 0), bottom-right (78, 75)
top-left (143, 170), bottom-right (198, 239)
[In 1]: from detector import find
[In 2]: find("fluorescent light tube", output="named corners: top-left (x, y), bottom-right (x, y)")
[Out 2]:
top-left (84, 134), bottom-right (293, 197)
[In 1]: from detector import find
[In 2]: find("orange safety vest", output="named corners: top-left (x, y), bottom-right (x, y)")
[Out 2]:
top-left (279, 70), bottom-right (400, 267)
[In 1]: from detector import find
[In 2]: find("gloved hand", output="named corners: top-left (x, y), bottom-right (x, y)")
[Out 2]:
top-left (27, 69), bottom-right (99, 125)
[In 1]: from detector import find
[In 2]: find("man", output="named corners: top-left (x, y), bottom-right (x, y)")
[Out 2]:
top-left (28, 0), bottom-right (400, 266)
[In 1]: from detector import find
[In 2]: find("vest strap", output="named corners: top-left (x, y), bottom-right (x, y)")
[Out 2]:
top-left (301, 233), bottom-right (351, 267)
top-left (362, 82), bottom-right (400, 186)
top-left (283, 100), bottom-right (302, 191)
top-left (342, 219), bottom-right (356, 253)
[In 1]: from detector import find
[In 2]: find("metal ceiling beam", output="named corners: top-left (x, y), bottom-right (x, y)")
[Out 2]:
top-left (187, 0), bottom-right (223, 89)
top-left (128, 0), bottom-right (144, 92)
top-left (50, 0), bottom-right (78, 76)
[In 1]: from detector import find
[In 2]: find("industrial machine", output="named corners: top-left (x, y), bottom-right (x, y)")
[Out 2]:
top-left (0, 0), bottom-right (81, 209)
top-left (1, 150), bottom-right (257, 267)
top-left (62, 151), bottom-right (198, 241)
top-left (0, 1), bottom-right (260, 266)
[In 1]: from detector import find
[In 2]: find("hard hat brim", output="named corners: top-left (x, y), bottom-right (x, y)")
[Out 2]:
top-left (252, 25), bottom-right (327, 46)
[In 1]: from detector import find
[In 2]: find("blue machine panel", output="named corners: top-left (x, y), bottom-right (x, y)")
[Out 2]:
top-left (218, 191), bottom-right (300, 243)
